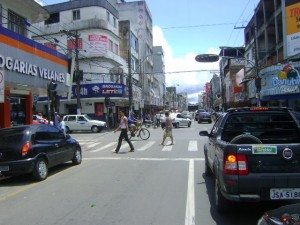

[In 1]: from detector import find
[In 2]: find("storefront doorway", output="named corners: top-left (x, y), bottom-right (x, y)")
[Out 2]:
top-left (10, 95), bottom-right (26, 126)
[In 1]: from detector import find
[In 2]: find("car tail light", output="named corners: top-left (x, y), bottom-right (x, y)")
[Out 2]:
top-left (224, 153), bottom-right (248, 175)
top-left (21, 142), bottom-right (31, 156)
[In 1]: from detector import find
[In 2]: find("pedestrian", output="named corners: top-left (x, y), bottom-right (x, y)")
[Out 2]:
top-left (113, 110), bottom-right (134, 153)
top-left (57, 114), bottom-right (66, 136)
top-left (160, 111), bottom-right (174, 146)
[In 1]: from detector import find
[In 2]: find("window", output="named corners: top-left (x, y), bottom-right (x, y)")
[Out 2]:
top-left (73, 10), bottom-right (80, 20)
top-left (8, 10), bottom-right (26, 36)
top-left (67, 116), bottom-right (76, 121)
top-left (106, 11), bottom-right (110, 22)
top-left (108, 39), bottom-right (113, 51)
top-left (78, 116), bottom-right (87, 122)
top-left (113, 17), bottom-right (117, 28)
top-left (45, 12), bottom-right (60, 25)
top-left (113, 43), bottom-right (119, 55)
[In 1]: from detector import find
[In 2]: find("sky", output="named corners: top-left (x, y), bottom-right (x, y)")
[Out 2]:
top-left (35, 0), bottom-right (260, 103)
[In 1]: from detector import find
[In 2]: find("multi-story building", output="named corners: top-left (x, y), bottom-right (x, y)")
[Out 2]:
top-left (0, 0), bottom-right (70, 128)
top-left (243, 0), bottom-right (300, 109)
top-left (112, 0), bottom-right (160, 114)
top-left (32, 0), bottom-right (129, 127)
top-left (153, 46), bottom-right (165, 111)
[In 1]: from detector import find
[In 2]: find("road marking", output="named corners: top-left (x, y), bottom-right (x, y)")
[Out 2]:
top-left (137, 141), bottom-right (156, 151)
top-left (188, 141), bottom-right (198, 151)
top-left (84, 157), bottom-right (204, 161)
top-left (90, 142), bottom-right (116, 152)
top-left (162, 141), bottom-right (173, 151)
top-left (185, 159), bottom-right (195, 225)
top-left (86, 142), bottom-right (101, 150)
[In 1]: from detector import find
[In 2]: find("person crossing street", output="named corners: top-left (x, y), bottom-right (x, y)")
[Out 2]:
top-left (113, 110), bottom-right (134, 153)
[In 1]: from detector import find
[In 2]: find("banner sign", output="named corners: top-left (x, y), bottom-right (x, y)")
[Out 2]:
top-left (71, 83), bottom-right (127, 99)
top-left (0, 70), bottom-right (4, 103)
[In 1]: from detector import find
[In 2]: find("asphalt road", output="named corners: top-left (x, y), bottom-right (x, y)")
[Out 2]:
top-left (0, 121), bottom-right (287, 225)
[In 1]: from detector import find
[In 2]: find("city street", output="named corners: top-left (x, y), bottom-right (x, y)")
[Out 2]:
top-left (0, 122), bottom-right (282, 225)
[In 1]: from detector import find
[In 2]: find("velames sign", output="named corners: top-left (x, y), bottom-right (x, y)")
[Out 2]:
top-left (0, 70), bottom-right (4, 103)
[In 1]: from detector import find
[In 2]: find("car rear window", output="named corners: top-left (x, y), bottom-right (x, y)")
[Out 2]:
top-left (222, 113), bottom-right (300, 143)
top-left (0, 127), bottom-right (27, 145)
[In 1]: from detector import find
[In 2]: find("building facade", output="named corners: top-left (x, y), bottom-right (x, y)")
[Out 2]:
top-left (0, 0), bottom-right (70, 128)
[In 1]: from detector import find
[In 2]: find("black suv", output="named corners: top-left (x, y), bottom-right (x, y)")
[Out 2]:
top-left (199, 107), bottom-right (300, 212)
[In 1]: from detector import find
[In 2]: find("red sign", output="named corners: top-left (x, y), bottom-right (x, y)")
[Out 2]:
top-left (67, 38), bottom-right (83, 49)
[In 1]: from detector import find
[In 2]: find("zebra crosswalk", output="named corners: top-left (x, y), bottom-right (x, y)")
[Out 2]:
top-left (79, 140), bottom-right (201, 153)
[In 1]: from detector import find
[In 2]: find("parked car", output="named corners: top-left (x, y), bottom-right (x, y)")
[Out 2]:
top-left (0, 124), bottom-right (82, 181)
top-left (199, 107), bottom-right (300, 212)
top-left (197, 111), bottom-right (212, 123)
top-left (257, 203), bottom-right (300, 225)
top-left (63, 114), bottom-right (106, 133)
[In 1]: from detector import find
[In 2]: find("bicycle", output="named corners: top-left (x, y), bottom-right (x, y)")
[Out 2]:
top-left (128, 120), bottom-right (150, 140)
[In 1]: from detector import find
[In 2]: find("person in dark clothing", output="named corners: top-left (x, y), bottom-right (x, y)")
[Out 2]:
top-left (113, 110), bottom-right (134, 153)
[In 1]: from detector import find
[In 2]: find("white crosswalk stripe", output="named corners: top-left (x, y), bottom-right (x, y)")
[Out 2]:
top-left (188, 141), bottom-right (198, 151)
top-left (90, 142), bottom-right (116, 152)
top-left (137, 141), bottom-right (156, 151)
top-left (81, 140), bottom-right (199, 152)
top-left (162, 141), bottom-right (174, 151)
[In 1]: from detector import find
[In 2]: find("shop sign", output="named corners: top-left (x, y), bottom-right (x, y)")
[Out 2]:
top-left (0, 54), bottom-right (66, 84)
top-left (0, 70), bottom-right (4, 103)
top-left (72, 83), bottom-right (125, 99)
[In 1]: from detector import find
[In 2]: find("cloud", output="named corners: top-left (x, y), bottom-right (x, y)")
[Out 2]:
top-left (153, 26), bottom-right (219, 103)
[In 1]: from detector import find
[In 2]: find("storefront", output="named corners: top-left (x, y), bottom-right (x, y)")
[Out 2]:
top-left (260, 62), bottom-right (300, 111)
top-left (0, 26), bottom-right (69, 128)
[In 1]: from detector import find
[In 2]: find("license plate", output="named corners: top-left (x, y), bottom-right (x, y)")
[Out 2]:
top-left (0, 166), bottom-right (9, 172)
top-left (270, 188), bottom-right (300, 199)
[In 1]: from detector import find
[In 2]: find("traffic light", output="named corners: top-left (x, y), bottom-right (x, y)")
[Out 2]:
top-left (105, 97), bottom-right (110, 106)
top-left (47, 80), bottom-right (57, 100)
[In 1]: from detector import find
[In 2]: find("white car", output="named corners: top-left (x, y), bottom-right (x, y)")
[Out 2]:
top-left (171, 113), bottom-right (192, 128)
top-left (161, 113), bottom-right (191, 128)
top-left (63, 114), bottom-right (107, 133)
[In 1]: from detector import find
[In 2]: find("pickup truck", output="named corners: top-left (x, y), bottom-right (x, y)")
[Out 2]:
top-left (199, 107), bottom-right (300, 212)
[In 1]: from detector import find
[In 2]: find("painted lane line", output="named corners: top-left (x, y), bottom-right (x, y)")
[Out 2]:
top-left (84, 157), bottom-right (204, 161)
top-left (185, 159), bottom-right (195, 225)
top-left (90, 142), bottom-right (116, 152)
top-left (137, 141), bottom-right (156, 151)
top-left (188, 141), bottom-right (198, 151)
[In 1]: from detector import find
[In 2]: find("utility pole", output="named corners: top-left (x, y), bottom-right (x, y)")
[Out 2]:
top-left (61, 29), bottom-right (81, 114)
top-left (128, 49), bottom-right (133, 113)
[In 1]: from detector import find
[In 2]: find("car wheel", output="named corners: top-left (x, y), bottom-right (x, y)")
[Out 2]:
top-left (230, 134), bottom-right (262, 144)
top-left (208, 120), bottom-right (212, 124)
top-left (215, 176), bottom-right (231, 212)
top-left (32, 158), bottom-right (48, 181)
top-left (198, 119), bottom-right (201, 124)
top-left (91, 126), bottom-right (99, 133)
top-left (72, 148), bottom-right (82, 165)
top-left (175, 123), bottom-right (179, 128)
top-left (188, 122), bottom-right (191, 127)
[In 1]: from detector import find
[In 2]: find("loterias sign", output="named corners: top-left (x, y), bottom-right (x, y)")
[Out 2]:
top-left (195, 54), bottom-right (219, 63)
